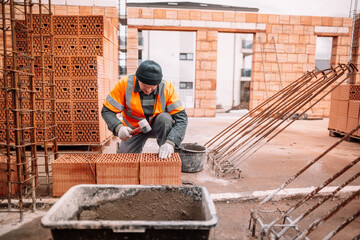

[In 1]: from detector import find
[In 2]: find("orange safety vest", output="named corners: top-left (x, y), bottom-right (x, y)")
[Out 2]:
top-left (104, 74), bottom-right (184, 131)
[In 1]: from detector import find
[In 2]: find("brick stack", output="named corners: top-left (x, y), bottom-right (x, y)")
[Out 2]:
top-left (52, 153), bottom-right (182, 196)
top-left (140, 153), bottom-right (182, 185)
top-left (52, 154), bottom-right (99, 197)
top-left (1, 14), bottom-right (55, 144)
top-left (0, 155), bottom-right (18, 197)
top-left (329, 84), bottom-right (360, 136)
top-left (1, 14), bottom-right (117, 145)
top-left (53, 15), bottom-right (117, 145)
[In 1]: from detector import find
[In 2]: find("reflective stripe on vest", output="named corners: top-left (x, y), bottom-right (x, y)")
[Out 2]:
top-left (122, 74), bottom-right (167, 129)
top-left (123, 74), bottom-right (145, 126)
top-left (166, 100), bottom-right (183, 112)
top-left (106, 94), bottom-right (124, 112)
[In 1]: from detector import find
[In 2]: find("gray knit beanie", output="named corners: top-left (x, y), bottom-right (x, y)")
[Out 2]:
top-left (135, 60), bottom-right (163, 85)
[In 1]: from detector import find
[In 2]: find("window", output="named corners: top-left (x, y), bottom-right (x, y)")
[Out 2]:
top-left (179, 53), bottom-right (193, 61)
top-left (180, 82), bottom-right (193, 89)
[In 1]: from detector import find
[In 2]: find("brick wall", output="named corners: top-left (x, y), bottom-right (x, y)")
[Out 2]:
top-left (351, 17), bottom-right (360, 84)
top-left (127, 7), bottom-right (353, 117)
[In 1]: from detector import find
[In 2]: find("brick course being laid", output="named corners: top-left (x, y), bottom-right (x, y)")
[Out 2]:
top-left (127, 7), bottom-right (354, 117)
top-left (96, 154), bottom-right (140, 185)
top-left (52, 154), bottom-right (99, 197)
top-left (52, 153), bottom-right (182, 196)
top-left (140, 153), bottom-right (182, 185)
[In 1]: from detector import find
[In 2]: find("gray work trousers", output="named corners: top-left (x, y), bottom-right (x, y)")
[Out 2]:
top-left (117, 113), bottom-right (174, 153)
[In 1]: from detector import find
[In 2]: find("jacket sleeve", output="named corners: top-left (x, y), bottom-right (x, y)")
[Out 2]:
top-left (103, 76), bottom-right (127, 113)
top-left (164, 81), bottom-right (185, 115)
top-left (101, 104), bottom-right (123, 136)
top-left (166, 109), bottom-right (188, 147)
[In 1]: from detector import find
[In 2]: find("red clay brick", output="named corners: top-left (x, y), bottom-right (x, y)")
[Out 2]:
top-left (212, 12), bottom-right (224, 21)
top-left (293, 25), bottom-right (304, 34)
top-left (299, 35), bottom-right (310, 44)
top-left (141, 8), bottom-right (153, 19)
top-left (67, 6), bottom-right (80, 15)
top-left (0, 156), bottom-right (21, 197)
top-left (207, 31), bottom-right (218, 41)
top-left (288, 34), bottom-right (299, 44)
top-left (96, 154), bottom-right (140, 185)
top-left (278, 34), bottom-right (289, 43)
top-left (332, 17), bottom-right (343, 27)
top-left (268, 14), bottom-right (279, 24)
top-left (140, 153), bottom-right (181, 185)
top-left (298, 53), bottom-right (308, 63)
top-left (105, 7), bottom-right (118, 18)
top-left (224, 12), bottom-right (235, 22)
top-left (79, 6), bottom-right (92, 16)
top-left (235, 12), bottom-right (246, 22)
top-left (290, 15), bottom-right (300, 25)
top-left (177, 10), bottom-right (189, 20)
top-left (343, 18), bottom-right (353, 27)
top-left (127, 8), bottom-right (140, 18)
top-left (283, 25), bottom-right (294, 34)
top-left (52, 154), bottom-right (99, 197)
top-left (272, 25), bottom-right (283, 34)
top-left (322, 17), bottom-right (333, 26)
top-left (311, 16), bottom-right (322, 26)
top-left (189, 10), bottom-right (201, 20)
top-left (257, 14), bottom-right (269, 23)
top-left (246, 13), bottom-right (257, 23)
top-left (154, 9), bottom-right (166, 19)
top-left (279, 15), bottom-right (290, 24)
top-left (200, 11), bottom-right (212, 21)
top-left (287, 53), bottom-right (297, 62)
top-left (166, 10), bottom-right (177, 19)
top-left (300, 16), bottom-right (312, 25)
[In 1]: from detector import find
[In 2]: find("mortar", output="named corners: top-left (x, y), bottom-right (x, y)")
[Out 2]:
top-left (41, 184), bottom-right (218, 240)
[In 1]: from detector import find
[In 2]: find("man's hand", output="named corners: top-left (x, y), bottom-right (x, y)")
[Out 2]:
top-left (118, 126), bottom-right (132, 141)
top-left (159, 143), bottom-right (174, 159)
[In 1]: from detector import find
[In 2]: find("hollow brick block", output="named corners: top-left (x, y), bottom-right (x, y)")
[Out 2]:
top-left (140, 153), bottom-right (181, 185)
top-left (0, 155), bottom-right (20, 197)
top-left (52, 154), bottom-right (100, 197)
top-left (96, 154), bottom-right (140, 184)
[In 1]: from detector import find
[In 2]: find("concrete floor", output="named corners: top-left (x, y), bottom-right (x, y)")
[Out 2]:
top-left (0, 113), bottom-right (359, 239)
top-left (104, 113), bottom-right (360, 194)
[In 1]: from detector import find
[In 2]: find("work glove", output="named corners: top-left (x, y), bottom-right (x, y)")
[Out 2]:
top-left (118, 126), bottom-right (132, 141)
top-left (159, 142), bottom-right (174, 159)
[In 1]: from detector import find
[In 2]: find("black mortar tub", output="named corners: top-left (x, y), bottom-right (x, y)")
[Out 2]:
top-left (41, 185), bottom-right (218, 240)
top-left (175, 143), bottom-right (207, 173)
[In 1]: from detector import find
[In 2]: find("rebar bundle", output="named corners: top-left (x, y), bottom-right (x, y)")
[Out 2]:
top-left (249, 125), bottom-right (360, 239)
top-left (0, 0), bottom-right (56, 221)
top-left (205, 63), bottom-right (358, 177)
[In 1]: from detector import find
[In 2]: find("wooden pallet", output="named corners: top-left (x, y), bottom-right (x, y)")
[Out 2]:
top-left (328, 128), bottom-right (360, 142)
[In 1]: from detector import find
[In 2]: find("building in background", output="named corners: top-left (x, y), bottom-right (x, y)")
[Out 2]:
top-left (216, 33), bottom-right (253, 111)
top-left (126, 2), bottom-right (353, 117)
